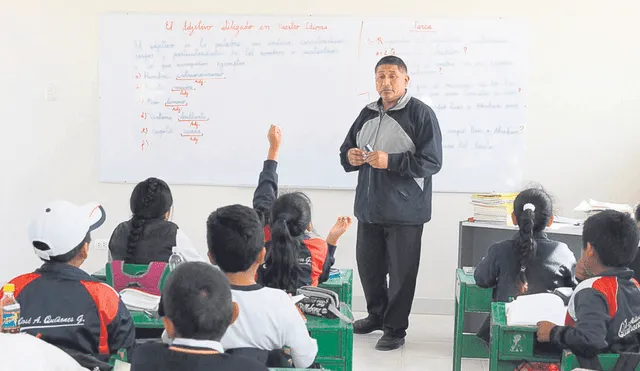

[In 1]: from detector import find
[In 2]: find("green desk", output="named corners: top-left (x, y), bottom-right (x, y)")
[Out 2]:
top-left (319, 269), bottom-right (353, 306)
top-left (305, 305), bottom-right (353, 371)
top-left (453, 268), bottom-right (492, 371)
top-left (489, 302), bottom-right (561, 371)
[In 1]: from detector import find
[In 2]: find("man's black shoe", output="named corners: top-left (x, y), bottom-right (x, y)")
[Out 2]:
top-left (353, 316), bottom-right (383, 334)
top-left (375, 334), bottom-right (405, 351)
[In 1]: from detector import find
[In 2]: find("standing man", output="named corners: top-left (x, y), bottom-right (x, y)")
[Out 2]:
top-left (339, 56), bottom-right (443, 351)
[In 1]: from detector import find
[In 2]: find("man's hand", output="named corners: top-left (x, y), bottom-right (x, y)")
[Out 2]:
top-left (366, 151), bottom-right (389, 169)
top-left (326, 216), bottom-right (353, 246)
top-left (536, 321), bottom-right (556, 342)
top-left (267, 125), bottom-right (282, 160)
top-left (348, 148), bottom-right (366, 166)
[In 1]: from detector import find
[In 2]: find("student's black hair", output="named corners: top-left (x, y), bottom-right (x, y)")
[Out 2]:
top-left (375, 56), bottom-right (408, 73)
top-left (127, 177), bottom-right (173, 261)
top-left (206, 204), bottom-right (264, 273)
top-left (34, 233), bottom-right (91, 263)
top-left (160, 262), bottom-right (233, 341)
top-left (512, 187), bottom-right (554, 295)
top-left (582, 210), bottom-right (640, 268)
top-left (635, 204), bottom-right (640, 223)
top-left (264, 192), bottom-right (312, 293)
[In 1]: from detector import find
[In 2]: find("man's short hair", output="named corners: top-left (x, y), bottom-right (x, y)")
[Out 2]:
top-left (206, 204), bottom-right (264, 273)
top-left (582, 210), bottom-right (640, 267)
top-left (375, 56), bottom-right (408, 73)
top-left (635, 204), bottom-right (640, 222)
top-left (160, 262), bottom-right (232, 340)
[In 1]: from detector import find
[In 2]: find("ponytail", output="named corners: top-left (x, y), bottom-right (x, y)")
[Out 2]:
top-left (126, 178), bottom-right (172, 261)
top-left (516, 203), bottom-right (538, 295)
top-left (263, 217), bottom-right (299, 294)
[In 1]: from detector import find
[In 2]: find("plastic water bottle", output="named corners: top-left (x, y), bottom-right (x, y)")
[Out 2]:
top-left (168, 247), bottom-right (184, 271)
top-left (1, 284), bottom-right (20, 333)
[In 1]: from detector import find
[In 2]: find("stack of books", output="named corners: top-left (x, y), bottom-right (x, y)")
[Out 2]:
top-left (470, 193), bottom-right (518, 225)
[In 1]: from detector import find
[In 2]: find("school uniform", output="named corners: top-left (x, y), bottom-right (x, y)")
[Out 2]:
top-left (0, 333), bottom-right (89, 371)
top-left (222, 284), bottom-right (319, 368)
top-left (2, 262), bottom-right (136, 362)
top-left (109, 219), bottom-right (205, 264)
top-left (550, 268), bottom-right (640, 357)
top-left (132, 338), bottom-right (268, 371)
top-left (474, 231), bottom-right (577, 302)
top-left (252, 160), bottom-right (337, 291)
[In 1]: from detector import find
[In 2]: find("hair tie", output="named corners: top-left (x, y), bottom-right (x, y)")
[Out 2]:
top-left (523, 203), bottom-right (536, 212)
top-left (520, 266), bottom-right (527, 272)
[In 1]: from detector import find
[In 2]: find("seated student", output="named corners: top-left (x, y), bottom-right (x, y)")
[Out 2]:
top-left (252, 125), bottom-right (352, 293)
top-left (0, 333), bottom-right (88, 371)
top-left (537, 210), bottom-right (640, 358)
top-left (206, 204), bottom-right (319, 368)
top-left (627, 204), bottom-right (640, 280)
top-left (108, 177), bottom-right (205, 264)
top-left (2, 200), bottom-right (135, 367)
top-left (474, 187), bottom-right (577, 341)
top-left (132, 262), bottom-right (267, 371)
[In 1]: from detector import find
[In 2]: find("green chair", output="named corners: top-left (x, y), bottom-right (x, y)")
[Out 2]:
top-left (561, 350), bottom-right (640, 371)
top-left (453, 268), bottom-right (493, 371)
top-left (105, 261), bottom-right (171, 296)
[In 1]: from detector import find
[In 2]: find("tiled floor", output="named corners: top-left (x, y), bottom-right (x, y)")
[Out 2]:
top-left (352, 313), bottom-right (488, 371)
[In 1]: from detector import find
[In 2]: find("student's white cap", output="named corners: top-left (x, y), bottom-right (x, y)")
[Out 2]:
top-left (28, 200), bottom-right (106, 260)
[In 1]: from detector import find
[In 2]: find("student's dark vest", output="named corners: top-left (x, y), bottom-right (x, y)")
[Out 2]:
top-left (109, 219), bottom-right (179, 264)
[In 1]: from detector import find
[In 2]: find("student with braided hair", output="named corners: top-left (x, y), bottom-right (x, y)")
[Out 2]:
top-left (109, 177), bottom-right (205, 264)
top-left (474, 187), bottom-right (577, 342)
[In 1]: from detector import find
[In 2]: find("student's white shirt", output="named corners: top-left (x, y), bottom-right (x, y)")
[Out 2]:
top-left (0, 333), bottom-right (89, 370)
top-left (175, 229), bottom-right (207, 262)
top-left (222, 285), bottom-right (318, 368)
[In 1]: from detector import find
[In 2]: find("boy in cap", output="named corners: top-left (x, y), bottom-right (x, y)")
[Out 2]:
top-left (1, 200), bottom-right (135, 366)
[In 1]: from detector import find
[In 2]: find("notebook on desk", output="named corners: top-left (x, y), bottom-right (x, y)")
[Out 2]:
top-left (506, 293), bottom-right (567, 326)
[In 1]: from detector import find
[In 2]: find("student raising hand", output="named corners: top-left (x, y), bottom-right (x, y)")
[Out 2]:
top-left (326, 217), bottom-right (353, 246)
top-left (267, 125), bottom-right (282, 160)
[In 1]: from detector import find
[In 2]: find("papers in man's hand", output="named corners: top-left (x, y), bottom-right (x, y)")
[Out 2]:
top-left (574, 199), bottom-right (633, 215)
top-left (119, 288), bottom-right (161, 312)
top-left (506, 293), bottom-right (566, 326)
top-left (113, 360), bottom-right (131, 371)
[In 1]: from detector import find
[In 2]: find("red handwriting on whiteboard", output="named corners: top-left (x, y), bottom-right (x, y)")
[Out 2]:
top-left (412, 22), bottom-right (435, 32)
top-left (258, 24), bottom-right (271, 31)
top-left (368, 37), bottom-right (384, 45)
top-left (141, 128), bottom-right (148, 134)
top-left (376, 48), bottom-right (396, 56)
top-left (172, 107), bottom-right (181, 113)
top-left (194, 79), bottom-right (205, 86)
top-left (190, 122), bottom-right (199, 129)
top-left (165, 21), bottom-right (173, 31)
top-left (221, 20), bottom-right (255, 36)
top-left (183, 20), bottom-right (215, 36)
top-left (180, 90), bottom-right (189, 97)
top-left (140, 112), bottom-right (147, 119)
top-left (305, 22), bottom-right (328, 31)
top-left (279, 21), bottom-right (300, 30)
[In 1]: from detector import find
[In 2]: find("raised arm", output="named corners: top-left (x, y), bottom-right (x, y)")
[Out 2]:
top-left (253, 125), bottom-right (282, 226)
top-left (387, 104), bottom-right (443, 178)
top-left (319, 217), bottom-right (353, 284)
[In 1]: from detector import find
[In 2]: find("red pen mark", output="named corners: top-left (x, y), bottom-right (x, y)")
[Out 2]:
top-left (183, 20), bottom-right (215, 36)
top-left (140, 112), bottom-right (147, 119)
top-left (221, 20), bottom-right (255, 36)
top-left (141, 128), bottom-right (148, 134)
top-left (180, 90), bottom-right (189, 97)
top-left (411, 22), bottom-right (435, 32)
top-left (463, 46), bottom-right (468, 54)
top-left (358, 92), bottom-right (370, 101)
top-left (141, 140), bottom-right (149, 151)
top-left (172, 107), bottom-right (182, 113)
top-left (166, 21), bottom-right (174, 31)
top-left (278, 21), bottom-right (300, 31)
top-left (305, 22), bottom-right (328, 31)
top-left (195, 79), bottom-right (204, 86)
top-left (190, 122), bottom-right (199, 129)
top-left (259, 24), bottom-right (271, 31)
top-left (175, 77), bottom-right (225, 82)
top-left (135, 73), bottom-right (141, 79)
top-left (375, 48), bottom-right (396, 57)
top-left (136, 84), bottom-right (141, 90)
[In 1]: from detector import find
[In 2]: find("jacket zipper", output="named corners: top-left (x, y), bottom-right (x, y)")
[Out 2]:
top-left (366, 107), bottom-right (385, 220)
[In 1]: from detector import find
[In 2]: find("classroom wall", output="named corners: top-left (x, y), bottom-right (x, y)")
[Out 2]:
top-left (2, 0), bottom-right (640, 314)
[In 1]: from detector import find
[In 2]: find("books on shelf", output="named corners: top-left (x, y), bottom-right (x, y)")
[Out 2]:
top-left (470, 193), bottom-right (517, 225)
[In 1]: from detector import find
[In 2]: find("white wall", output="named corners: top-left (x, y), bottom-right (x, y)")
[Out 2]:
top-left (2, 0), bottom-right (640, 314)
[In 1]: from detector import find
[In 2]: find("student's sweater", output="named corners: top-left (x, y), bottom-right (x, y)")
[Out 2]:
top-left (0, 333), bottom-right (88, 371)
top-left (474, 231), bottom-right (577, 302)
top-left (109, 219), bottom-right (205, 264)
top-left (551, 268), bottom-right (640, 357)
top-left (221, 284), bottom-right (319, 368)
top-left (132, 338), bottom-right (267, 371)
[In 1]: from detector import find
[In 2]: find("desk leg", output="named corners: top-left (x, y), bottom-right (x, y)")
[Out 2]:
top-left (489, 321), bottom-right (499, 371)
top-left (453, 284), bottom-right (466, 371)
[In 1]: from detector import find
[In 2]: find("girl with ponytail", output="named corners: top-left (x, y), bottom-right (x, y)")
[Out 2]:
top-left (108, 177), bottom-right (205, 264)
top-left (253, 125), bottom-right (352, 294)
top-left (473, 186), bottom-right (577, 342)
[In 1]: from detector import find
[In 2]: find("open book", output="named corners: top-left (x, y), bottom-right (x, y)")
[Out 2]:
top-left (506, 293), bottom-right (567, 326)
top-left (119, 288), bottom-right (161, 313)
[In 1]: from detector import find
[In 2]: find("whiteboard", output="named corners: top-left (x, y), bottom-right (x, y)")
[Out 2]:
top-left (99, 14), bottom-right (527, 193)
